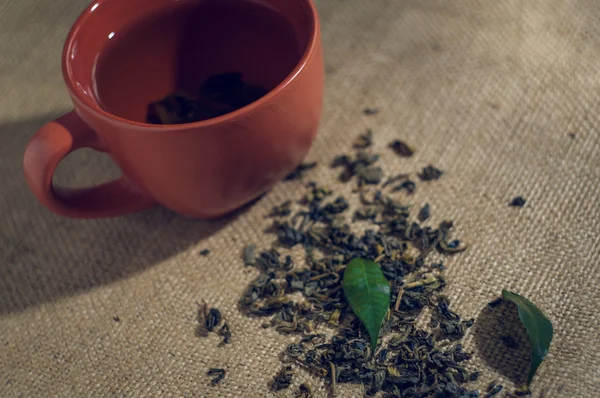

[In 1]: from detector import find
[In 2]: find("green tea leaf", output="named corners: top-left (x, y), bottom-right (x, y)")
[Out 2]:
top-left (343, 258), bottom-right (391, 351)
top-left (502, 289), bottom-right (553, 386)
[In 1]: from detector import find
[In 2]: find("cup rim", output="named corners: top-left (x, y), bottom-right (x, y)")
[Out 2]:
top-left (62, 0), bottom-right (320, 131)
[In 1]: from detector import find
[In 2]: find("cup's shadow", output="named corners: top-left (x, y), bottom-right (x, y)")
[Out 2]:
top-left (473, 299), bottom-right (532, 386)
top-left (0, 113), bottom-right (259, 315)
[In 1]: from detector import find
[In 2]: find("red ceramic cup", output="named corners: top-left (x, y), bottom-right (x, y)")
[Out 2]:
top-left (23, 0), bottom-right (323, 219)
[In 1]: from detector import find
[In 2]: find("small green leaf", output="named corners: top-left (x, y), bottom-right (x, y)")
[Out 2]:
top-left (343, 258), bottom-right (391, 351)
top-left (502, 289), bottom-right (553, 386)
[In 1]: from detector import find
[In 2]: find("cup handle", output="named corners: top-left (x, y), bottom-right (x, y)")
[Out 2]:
top-left (23, 111), bottom-right (156, 218)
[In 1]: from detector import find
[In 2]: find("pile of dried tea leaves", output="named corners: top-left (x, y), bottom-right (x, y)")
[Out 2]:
top-left (240, 128), bottom-right (480, 397)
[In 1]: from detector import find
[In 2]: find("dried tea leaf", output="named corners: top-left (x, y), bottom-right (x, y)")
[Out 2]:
top-left (342, 258), bottom-right (391, 350)
top-left (271, 365), bottom-right (294, 391)
top-left (284, 162), bottom-right (318, 181)
top-left (243, 244), bottom-right (256, 266)
top-left (353, 129), bottom-right (374, 149)
top-left (205, 308), bottom-right (222, 332)
top-left (502, 290), bottom-right (553, 388)
top-left (418, 203), bottom-right (431, 222)
top-left (392, 180), bottom-right (416, 195)
top-left (510, 196), bottom-right (526, 207)
top-left (295, 383), bottom-right (313, 397)
top-left (207, 368), bottom-right (226, 386)
top-left (388, 140), bottom-right (414, 157)
top-left (218, 323), bottom-right (232, 345)
top-left (418, 165), bottom-right (444, 181)
top-left (269, 200), bottom-right (292, 217)
top-left (357, 166), bottom-right (383, 185)
top-left (485, 381), bottom-right (503, 397)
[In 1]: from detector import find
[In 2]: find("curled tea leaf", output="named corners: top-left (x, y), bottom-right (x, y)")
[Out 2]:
top-left (353, 129), bottom-right (374, 149)
top-left (502, 289), bottom-right (553, 387)
top-left (342, 258), bottom-right (391, 351)
top-left (271, 365), bottom-right (294, 391)
top-left (218, 323), bottom-right (232, 345)
top-left (296, 383), bottom-right (313, 398)
top-left (205, 308), bottom-right (222, 332)
top-left (207, 368), bottom-right (226, 386)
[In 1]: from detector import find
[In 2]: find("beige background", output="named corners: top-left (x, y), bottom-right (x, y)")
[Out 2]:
top-left (1, 0), bottom-right (599, 397)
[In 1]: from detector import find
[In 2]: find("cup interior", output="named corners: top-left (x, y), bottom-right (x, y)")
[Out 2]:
top-left (65, 0), bottom-right (316, 124)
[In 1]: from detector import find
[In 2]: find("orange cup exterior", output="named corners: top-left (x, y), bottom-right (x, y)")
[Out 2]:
top-left (23, 0), bottom-right (324, 219)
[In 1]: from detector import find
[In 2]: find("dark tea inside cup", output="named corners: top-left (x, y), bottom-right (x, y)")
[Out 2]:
top-left (93, 0), bottom-right (306, 123)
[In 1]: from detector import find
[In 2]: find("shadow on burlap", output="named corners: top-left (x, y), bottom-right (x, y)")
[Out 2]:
top-left (1, 0), bottom-right (599, 397)
top-left (474, 301), bottom-right (531, 388)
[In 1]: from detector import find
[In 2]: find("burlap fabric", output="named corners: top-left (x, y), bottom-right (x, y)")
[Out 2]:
top-left (1, 0), bottom-right (599, 396)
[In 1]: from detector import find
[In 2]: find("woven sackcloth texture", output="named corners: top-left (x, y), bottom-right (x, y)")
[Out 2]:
top-left (1, 0), bottom-right (599, 397)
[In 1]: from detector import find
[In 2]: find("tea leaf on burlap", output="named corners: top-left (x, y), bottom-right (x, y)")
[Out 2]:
top-left (502, 289), bottom-right (554, 388)
top-left (342, 258), bottom-right (391, 351)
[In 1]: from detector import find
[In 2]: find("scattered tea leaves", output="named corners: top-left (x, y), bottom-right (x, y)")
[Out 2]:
top-left (391, 179), bottom-right (416, 195)
top-left (200, 249), bottom-right (210, 256)
top-left (205, 308), bottom-right (222, 332)
top-left (487, 380), bottom-right (498, 391)
top-left (418, 165), bottom-right (444, 181)
top-left (485, 381), bottom-right (504, 397)
top-left (418, 203), bottom-right (431, 222)
top-left (331, 149), bottom-right (380, 184)
top-left (218, 323), bottom-right (232, 345)
top-left (357, 166), bottom-right (383, 185)
top-left (285, 162), bottom-right (318, 181)
top-left (295, 383), bottom-right (313, 398)
top-left (436, 220), bottom-right (468, 254)
top-left (502, 289), bottom-right (553, 387)
top-left (363, 107), bottom-right (379, 115)
top-left (510, 196), bottom-right (526, 207)
top-left (342, 258), bottom-right (391, 350)
top-left (330, 362), bottom-right (336, 395)
top-left (388, 140), bottom-right (414, 157)
top-left (353, 129), bottom-right (374, 149)
top-left (269, 200), bottom-right (293, 217)
top-left (243, 244), bottom-right (256, 266)
top-left (271, 365), bottom-right (294, 391)
top-left (382, 173), bottom-right (408, 188)
top-left (431, 295), bottom-right (474, 340)
top-left (207, 368), bottom-right (226, 386)
top-left (197, 302), bottom-right (232, 345)
top-left (239, 132), bottom-right (479, 396)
